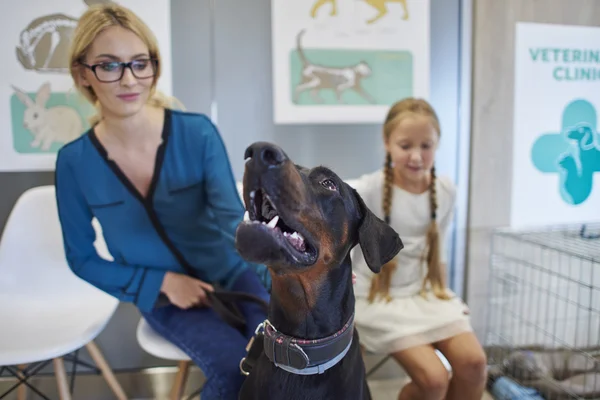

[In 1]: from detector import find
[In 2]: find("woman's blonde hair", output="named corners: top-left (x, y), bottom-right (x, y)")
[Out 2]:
top-left (367, 97), bottom-right (451, 303)
top-left (68, 3), bottom-right (183, 125)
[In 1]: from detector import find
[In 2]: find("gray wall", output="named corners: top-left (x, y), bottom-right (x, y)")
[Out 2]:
top-left (465, 0), bottom-right (600, 340)
top-left (0, 0), bottom-right (465, 371)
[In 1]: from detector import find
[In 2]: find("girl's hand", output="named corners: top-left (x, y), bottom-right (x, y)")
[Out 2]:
top-left (352, 272), bottom-right (357, 285)
top-left (160, 272), bottom-right (214, 309)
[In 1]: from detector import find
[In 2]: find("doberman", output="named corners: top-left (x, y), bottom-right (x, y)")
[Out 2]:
top-left (235, 142), bottom-right (403, 400)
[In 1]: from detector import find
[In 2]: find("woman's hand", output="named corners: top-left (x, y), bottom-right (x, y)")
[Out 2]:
top-left (160, 272), bottom-right (214, 309)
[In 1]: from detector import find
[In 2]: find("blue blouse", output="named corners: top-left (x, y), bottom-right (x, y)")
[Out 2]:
top-left (55, 108), bottom-right (270, 313)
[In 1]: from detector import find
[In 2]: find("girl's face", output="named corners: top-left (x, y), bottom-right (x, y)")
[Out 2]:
top-left (385, 115), bottom-right (439, 185)
top-left (79, 25), bottom-right (156, 120)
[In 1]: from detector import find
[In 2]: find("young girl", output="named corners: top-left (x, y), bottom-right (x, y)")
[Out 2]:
top-left (56, 4), bottom-right (269, 399)
top-left (350, 98), bottom-right (487, 400)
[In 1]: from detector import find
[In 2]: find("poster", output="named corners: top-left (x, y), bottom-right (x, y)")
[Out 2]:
top-left (511, 22), bottom-right (600, 228)
top-left (0, 0), bottom-right (172, 172)
top-left (271, 0), bottom-right (430, 124)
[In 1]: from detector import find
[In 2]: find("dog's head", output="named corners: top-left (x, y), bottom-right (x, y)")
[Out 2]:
top-left (235, 141), bottom-right (403, 275)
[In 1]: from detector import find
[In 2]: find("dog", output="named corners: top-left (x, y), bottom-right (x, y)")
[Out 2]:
top-left (293, 30), bottom-right (375, 105)
top-left (310, 0), bottom-right (409, 24)
top-left (235, 142), bottom-right (403, 399)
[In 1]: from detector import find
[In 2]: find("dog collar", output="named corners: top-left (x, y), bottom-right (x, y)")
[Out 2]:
top-left (261, 313), bottom-right (355, 375)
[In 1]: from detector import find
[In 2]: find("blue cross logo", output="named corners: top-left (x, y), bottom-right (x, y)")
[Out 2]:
top-left (531, 99), bottom-right (600, 205)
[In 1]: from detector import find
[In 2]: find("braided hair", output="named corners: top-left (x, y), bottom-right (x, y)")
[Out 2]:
top-left (367, 98), bottom-right (451, 303)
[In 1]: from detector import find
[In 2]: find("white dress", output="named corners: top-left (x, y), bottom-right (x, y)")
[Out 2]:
top-left (348, 169), bottom-right (472, 354)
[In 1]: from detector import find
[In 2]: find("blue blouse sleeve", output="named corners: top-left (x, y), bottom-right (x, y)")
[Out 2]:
top-left (200, 117), bottom-right (272, 291)
top-left (55, 149), bottom-right (166, 312)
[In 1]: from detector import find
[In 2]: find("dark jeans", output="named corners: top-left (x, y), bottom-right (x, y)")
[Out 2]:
top-left (141, 268), bottom-right (270, 399)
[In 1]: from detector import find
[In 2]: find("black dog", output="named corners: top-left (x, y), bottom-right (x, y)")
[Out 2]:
top-left (234, 142), bottom-right (403, 400)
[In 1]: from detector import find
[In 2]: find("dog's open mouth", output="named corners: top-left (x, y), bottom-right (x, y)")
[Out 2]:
top-left (239, 188), bottom-right (318, 266)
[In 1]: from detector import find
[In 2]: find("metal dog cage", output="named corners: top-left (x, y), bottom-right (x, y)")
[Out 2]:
top-left (483, 222), bottom-right (600, 400)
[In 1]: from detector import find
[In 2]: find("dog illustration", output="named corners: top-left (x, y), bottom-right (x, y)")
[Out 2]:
top-left (15, 0), bottom-right (114, 73)
top-left (293, 30), bottom-right (375, 105)
top-left (310, 0), bottom-right (409, 24)
top-left (12, 83), bottom-right (83, 151)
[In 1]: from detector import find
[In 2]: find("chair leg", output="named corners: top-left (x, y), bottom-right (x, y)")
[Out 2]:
top-left (170, 360), bottom-right (190, 400)
top-left (17, 365), bottom-right (27, 400)
top-left (53, 358), bottom-right (72, 400)
top-left (85, 341), bottom-right (128, 400)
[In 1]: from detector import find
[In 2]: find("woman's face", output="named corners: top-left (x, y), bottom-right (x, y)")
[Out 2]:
top-left (80, 25), bottom-right (156, 119)
top-left (385, 115), bottom-right (439, 185)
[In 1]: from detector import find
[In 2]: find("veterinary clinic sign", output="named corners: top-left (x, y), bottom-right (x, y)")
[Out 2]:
top-left (271, 0), bottom-right (430, 124)
top-left (510, 22), bottom-right (600, 228)
top-left (0, 0), bottom-right (172, 172)
top-left (528, 47), bottom-right (600, 82)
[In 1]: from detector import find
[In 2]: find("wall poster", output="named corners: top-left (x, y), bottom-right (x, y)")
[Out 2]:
top-left (271, 0), bottom-right (430, 124)
top-left (0, 0), bottom-right (172, 171)
top-left (511, 22), bottom-right (600, 228)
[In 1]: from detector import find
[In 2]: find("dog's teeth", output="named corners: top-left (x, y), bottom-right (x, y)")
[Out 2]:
top-left (290, 231), bottom-right (305, 241)
top-left (250, 191), bottom-right (255, 199)
top-left (267, 215), bottom-right (279, 229)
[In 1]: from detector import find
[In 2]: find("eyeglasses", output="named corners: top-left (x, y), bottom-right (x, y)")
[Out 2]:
top-left (81, 59), bottom-right (159, 83)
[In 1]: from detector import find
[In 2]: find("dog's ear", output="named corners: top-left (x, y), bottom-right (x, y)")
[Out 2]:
top-left (352, 188), bottom-right (403, 273)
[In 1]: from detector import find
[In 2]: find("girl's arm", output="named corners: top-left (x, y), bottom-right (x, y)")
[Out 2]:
top-left (438, 177), bottom-right (457, 287)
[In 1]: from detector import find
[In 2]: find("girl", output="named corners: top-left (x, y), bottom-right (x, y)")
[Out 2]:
top-left (55, 4), bottom-right (270, 399)
top-left (350, 98), bottom-right (487, 400)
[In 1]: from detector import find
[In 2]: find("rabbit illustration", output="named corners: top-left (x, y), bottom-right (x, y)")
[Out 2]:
top-left (12, 83), bottom-right (83, 151)
top-left (15, 0), bottom-right (115, 73)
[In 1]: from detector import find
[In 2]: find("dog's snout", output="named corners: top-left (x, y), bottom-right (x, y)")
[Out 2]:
top-left (245, 142), bottom-right (288, 167)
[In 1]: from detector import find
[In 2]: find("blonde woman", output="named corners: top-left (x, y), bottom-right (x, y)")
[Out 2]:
top-left (55, 4), bottom-right (270, 399)
top-left (350, 98), bottom-right (487, 400)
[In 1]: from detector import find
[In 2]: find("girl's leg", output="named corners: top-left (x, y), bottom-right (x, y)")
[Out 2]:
top-left (229, 268), bottom-right (270, 340)
top-left (391, 344), bottom-right (449, 400)
top-left (142, 304), bottom-right (249, 400)
top-left (435, 332), bottom-right (487, 400)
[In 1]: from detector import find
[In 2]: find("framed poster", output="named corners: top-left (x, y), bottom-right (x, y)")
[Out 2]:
top-left (271, 0), bottom-right (430, 124)
top-left (511, 22), bottom-right (600, 227)
top-left (0, 0), bottom-right (172, 172)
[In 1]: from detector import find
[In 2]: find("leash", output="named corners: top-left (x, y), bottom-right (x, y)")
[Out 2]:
top-left (156, 289), bottom-right (269, 334)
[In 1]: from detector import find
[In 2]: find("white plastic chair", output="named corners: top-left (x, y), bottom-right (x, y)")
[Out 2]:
top-left (136, 320), bottom-right (192, 400)
top-left (0, 185), bottom-right (127, 400)
top-left (135, 181), bottom-right (247, 399)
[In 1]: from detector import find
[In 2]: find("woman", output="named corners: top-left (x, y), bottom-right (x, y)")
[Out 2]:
top-left (351, 98), bottom-right (487, 400)
top-left (55, 4), bottom-right (270, 399)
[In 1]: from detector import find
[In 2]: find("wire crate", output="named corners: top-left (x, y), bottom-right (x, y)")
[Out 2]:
top-left (483, 222), bottom-right (600, 400)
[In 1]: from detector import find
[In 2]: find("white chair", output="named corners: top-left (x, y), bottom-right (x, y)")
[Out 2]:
top-left (136, 320), bottom-right (192, 400)
top-left (135, 181), bottom-right (247, 399)
top-left (0, 185), bottom-right (127, 400)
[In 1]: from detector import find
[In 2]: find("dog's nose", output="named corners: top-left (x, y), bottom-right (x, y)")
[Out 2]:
top-left (244, 142), bottom-right (288, 167)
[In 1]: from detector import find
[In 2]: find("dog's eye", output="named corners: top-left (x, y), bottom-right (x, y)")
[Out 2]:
top-left (321, 179), bottom-right (337, 191)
